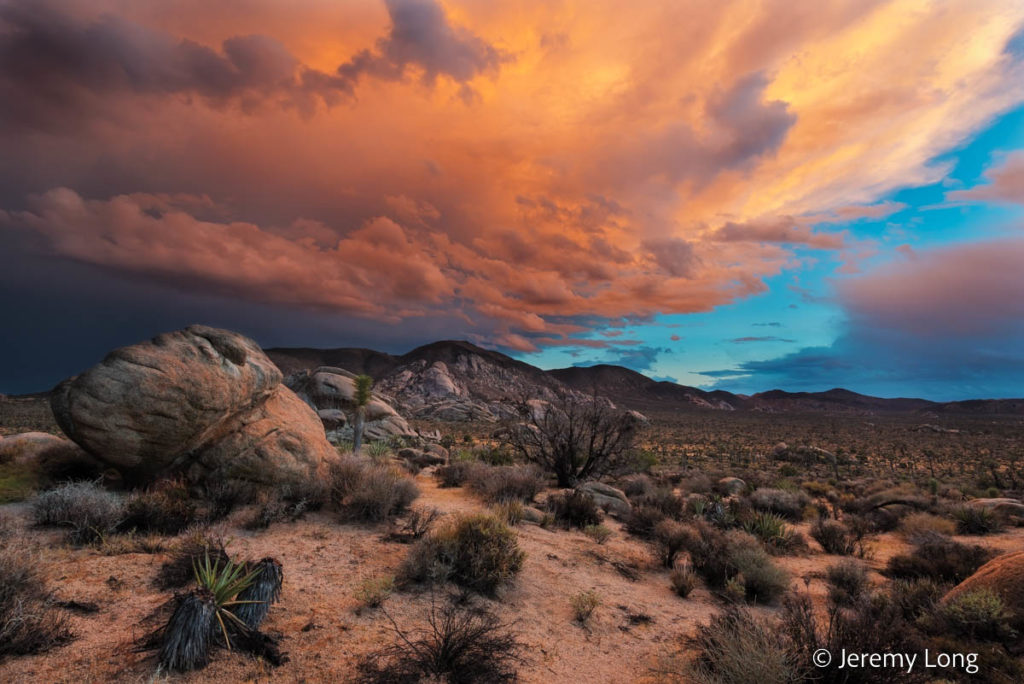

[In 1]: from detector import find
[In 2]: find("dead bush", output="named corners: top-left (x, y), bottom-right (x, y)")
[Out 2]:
top-left (331, 458), bottom-right (420, 523)
top-left (688, 606), bottom-right (805, 684)
top-left (357, 598), bottom-right (524, 683)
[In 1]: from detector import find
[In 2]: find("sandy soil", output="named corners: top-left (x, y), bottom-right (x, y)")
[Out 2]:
top-left (1, 472), bottom-right (1022, 683)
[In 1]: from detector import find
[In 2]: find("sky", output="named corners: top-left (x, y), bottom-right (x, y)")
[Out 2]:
top-left (1, 0), bottom-right (1024, 400)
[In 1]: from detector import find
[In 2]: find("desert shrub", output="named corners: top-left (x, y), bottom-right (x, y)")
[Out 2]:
top-left (728, 535), bottom-right (790, 604)
top-left (155, 528), bottom-right (230, 589)
top-left (121, 481), bottom-right (198, 535)
top-left (357, 599), bottom-right (524, 683)
top-left (811, 518), bottom-right (861, 556)
top-left (670, 564), bottom-right (698, 598)
top-left (688, 607), bottom-right (805, 684)
top-left (884, 535), bottom-right (993, 584)
top-left (749, 488), bottom-right (810, 521)
top-left (888, 577), bottom-right (946, 622)
top-left (620, 473), bottom-right (654, 498)
top-left (401, 513), bottom-right (525, 594)
top-left (951, 505), bottom-right (1003, 535)
top-left (782, 592), bottom-right (926, 684)
top-left (436, 461), bottom-right (477, 488)
top-left (545, 489), bottom-right (602, 529)
top-left (651, 519), bottom-right (695, 568)
top-left (625, 504), bottom-right (667, 538)
top-left (899, 512), bottom-right (956, 542)
top-left (332, 458), bottom-right (420, 523)
top-left (355, 575), bottom-right (395, 610)
top-left (0, 540), bottom-right (74, 660)
top-left (921, 588), bottom-right (1017, 643)
top-left (683, 522), bottom-right (736, 588)
top-left (468, 464), bottom-right (545, 503)
top-left (801, 480), bottom-right (832, 497)
top-left (636, 487), bottom-right (686, 519)
top-left (570, 589), bottom-right (600, 624)
top-left (583, 523), bottom-right (612, 544)
top-left (824, 560), bottom-right (868, 607)
top-left (32, 480), bottom-right (124, 545)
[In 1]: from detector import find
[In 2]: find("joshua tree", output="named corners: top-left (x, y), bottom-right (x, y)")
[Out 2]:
top-left (352, 374), bottom-right (374, 455)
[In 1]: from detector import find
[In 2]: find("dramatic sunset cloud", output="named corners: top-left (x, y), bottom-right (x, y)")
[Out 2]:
top-left (2, 0), bottom-right (1024, 397)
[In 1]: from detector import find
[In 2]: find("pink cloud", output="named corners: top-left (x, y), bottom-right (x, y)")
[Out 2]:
top-left (947, 152), bottom-right (1024, 205)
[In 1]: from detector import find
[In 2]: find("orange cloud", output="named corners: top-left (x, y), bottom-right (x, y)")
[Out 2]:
top-left (2, 0), bottom-right (1023, 349)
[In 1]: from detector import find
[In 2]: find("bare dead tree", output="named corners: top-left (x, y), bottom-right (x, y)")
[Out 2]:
top-left (501, 391), bottom-right (642, 487)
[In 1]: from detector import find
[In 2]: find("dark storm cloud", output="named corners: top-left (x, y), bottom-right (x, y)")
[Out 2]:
top-left (337, 0), bottom-right (510, 101)
top-left (0, 0), bottom-right (507, 132)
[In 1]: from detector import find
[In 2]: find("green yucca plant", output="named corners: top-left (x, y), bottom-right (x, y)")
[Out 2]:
top-left (743, 511), bottom-right (787, 544)
top-left (193, 551), bottom-right (262, 651)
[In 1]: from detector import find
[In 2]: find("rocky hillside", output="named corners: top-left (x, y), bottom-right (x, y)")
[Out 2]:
top-left (267, 340), bottom-right (1024, 418)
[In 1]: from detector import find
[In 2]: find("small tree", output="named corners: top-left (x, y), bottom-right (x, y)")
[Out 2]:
top-left (352, 375), bottom-right (374, 456)
top-left (503, 392), bottom-right (641, 487)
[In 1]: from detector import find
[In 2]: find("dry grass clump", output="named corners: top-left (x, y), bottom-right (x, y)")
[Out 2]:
top-left (468, 464), bottom-right (546, 503)
top-left (670, 564), bottom-right (699, 598)
top-left (401, 513), bottom-right (525, 595)
top-left (330, 456), bottom-right (420, 523)
top-left (583, 523), bottom-right (612, 544)
top-left (687, 607), bottom-right (805, 684)
top-left (570, 589), bottom-right (601, 624)
top-left (0, 540), bottom-right (74, 661)
top-left (32, 480), bottom-right (124, 545)
top-left (357, 598), bottom-right (524, 683)
top-left (884, 534), bottom-right (994, 584)
top-left (899, 511), bottom-right (956, 541)
top-left (355, 575), bottom-right (395, 611)
top-left (546, 489), bottom-right (603, 529)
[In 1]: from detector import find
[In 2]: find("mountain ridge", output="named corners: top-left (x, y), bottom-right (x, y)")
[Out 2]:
top-left (267, 339), bottom-right (1024, 416)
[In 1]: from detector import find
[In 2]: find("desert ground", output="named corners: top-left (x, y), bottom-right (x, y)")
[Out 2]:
top-left (3, 388), bottom-right (1024, 683)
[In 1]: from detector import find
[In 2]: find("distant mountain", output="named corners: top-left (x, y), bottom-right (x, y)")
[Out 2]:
top-left (266, 340), bottom-right (1024, 418)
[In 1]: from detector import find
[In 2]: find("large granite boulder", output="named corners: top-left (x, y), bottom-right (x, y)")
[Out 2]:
top-left (964, 498), bottom-right (1024, 524)
top-left (51, 325), bottom-right (336, 489)
top-left (943, 551), bottom-right (1024, 630)
top-left (286, 366), bottom-right (414, 440)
